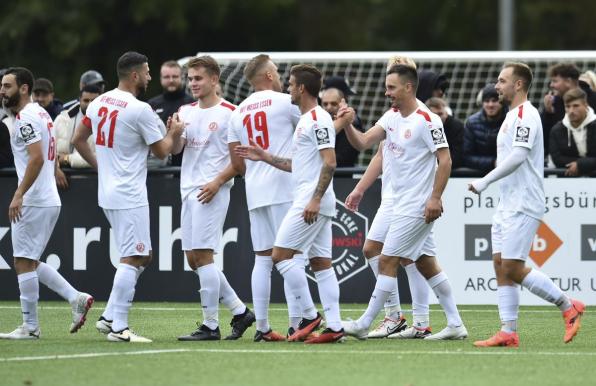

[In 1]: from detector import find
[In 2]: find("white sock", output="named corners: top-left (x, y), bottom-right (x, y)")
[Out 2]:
top-left (197, 263), bottom-right (220, 330)
top-left (367, 256), bottom-right (401, 319)
top-left (110, 264), bottom-right (138, 332)
top-left (286, 254), bottom-right (306, 329)
top-left (521, 269), bottom-right (571, 311)
top-left (18, 271), bottom-right (39, 331)
top-left (36, 262), bottom-right (78, 303)
top-left (404, 263), bottom-right (430, 328)
top-left (498, 285), bottom-right (519, 333)
top-left (314, 268), bottom-right (341, 331)
top-left (368, 255), bottom-right (380, 276)
top-left (252, 255), bottom-right (272, 332)
top-left (276, 259), bottom-right (317, 320)
top-left (358, 274), bottom-right (396, 329)
top-left (428, 272), bottom-right (463, 327)
top-left (217, 267), bottom-right (246, 316)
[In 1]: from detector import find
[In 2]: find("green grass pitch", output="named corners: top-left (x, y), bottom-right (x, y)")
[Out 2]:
top-left (0, 302), bottom-right (594, 386)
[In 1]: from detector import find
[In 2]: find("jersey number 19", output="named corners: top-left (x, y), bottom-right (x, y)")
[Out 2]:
top-left (243, 112), bottom-right (269, 150)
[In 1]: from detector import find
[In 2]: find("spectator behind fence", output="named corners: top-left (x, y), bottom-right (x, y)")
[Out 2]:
top-left (579, 70), bottom-right (596, 91)
top-left (542, 63), bottom-right (596, 153)
top-left (417, 70), bottom-right (452, 115)
top-left (0, 109), bottom-right (14, 168)
top-left (549, 88), bottom-right (596, 177)
top-left (463, 83), bottom-right (506, 172)
top-left (321, 75), bottom-right (364, 167)
top-left (148, 60), bottom-right (194, 166)
top-left (62, 70), bottom-right (105, 111)
top-left (426, 96), bottom-right (463, 169)
top-left (32, 78), bottom-right (63, 120)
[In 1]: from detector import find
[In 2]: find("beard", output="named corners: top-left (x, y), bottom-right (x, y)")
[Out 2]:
top-left (2, 92), bottom-right (19, 108)
top-left (135, 82), bottom-right (147, 98)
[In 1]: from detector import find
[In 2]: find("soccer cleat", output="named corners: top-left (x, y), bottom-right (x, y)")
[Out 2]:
top-left (96, 316), bottom-right (113, 334)
top-left (563, 298), bottom-right (585, 343)
top-left (225, 308), bottom-right (256, 340)
top-left (107, 328), bottom-right (152, 343)
top-left (0, 324), bottom-right (40, 340)
top-left (424, 325), bottom-right (468, 340)
top-left (341, 320), bottom-right (368, 340)
top-left (287, 312), bottom-right (323, 342)
top-left (254, 329), bottom-right (286, 342)
top-left (367, 316), bottom-right (408, 339)
top-left (304, 328), bottom-right (346, 344)
top-left (287, 327), bottom-right (296, 338)
top-left (178, 324), bottom-right (221, 341)
top-left (388, 326), bottom-right (432, 339)
top-left (70, 292), bottom-right (94, 333)
top-left (474, 331), bottom-right (519, 348)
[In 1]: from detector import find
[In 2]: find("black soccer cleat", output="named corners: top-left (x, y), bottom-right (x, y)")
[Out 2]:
top-left (224, 308), bottom-right (256, 340)
top-left (287, 327), bottom-right (296, 338)
top-left (178, 323), bottom-right (221, 341)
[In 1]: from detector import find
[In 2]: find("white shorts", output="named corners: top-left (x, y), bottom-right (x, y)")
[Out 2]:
top-left (381, 215), bottom-right (436, 260)
top-left (367, 198), bottom-right (394, 243)
top-left (181, 186), bottom-right (230, 251)
top-left (492, 211), bottom-right (540, 261)
top-left (103, 206), bottom-right (152, 257)
top-left (12, 206), bottom-right (60, 260)
top-left (249, 202), bottom-right (292, 252)
top-left (274, 205), bottom-right (332, 259)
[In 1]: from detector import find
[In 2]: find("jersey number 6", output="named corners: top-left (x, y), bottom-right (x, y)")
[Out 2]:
top-left (243, 111), bottom-right (269, 150)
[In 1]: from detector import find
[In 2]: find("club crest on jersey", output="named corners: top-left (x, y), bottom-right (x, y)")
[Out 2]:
top-left (136, 242), bottom-right (145, 253)
top-left (431, 127), bottom-right (446, 145)
top-left (315, 126), bottom-right (330, 145)
top-left (19, 123), bottom-right (36, 142)
top-left (208, 122), bottom-right (218, 131)
top-left (515, 126), bottom-right (530, 143)
top-left (404, 129), bottom-right (412, 139)
top-left (305, 200), bottom-right (369, 284)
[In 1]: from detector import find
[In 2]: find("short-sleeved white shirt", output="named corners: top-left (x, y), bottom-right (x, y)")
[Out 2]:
top-left (83, 88), bottom-right (164, 209)
top-left (376, 107), bottom-right (448, 218)
top-left (291, 106), bottom-right (336, 217)
top-left (10, 103), bottom-right (61, 207)
top-left (496, 101), bottom-right (545, 219)
top-left (228, 90), bottom-right (300, 210)
top-left (179, 99), bottom-right (236, 201)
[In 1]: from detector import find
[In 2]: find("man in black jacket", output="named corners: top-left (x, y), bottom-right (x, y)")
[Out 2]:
top-left (148, 60), bottom-right (194, 166)
top-left (549, 88), bottom-right (596, 176)
top-left (426, 97), bottom-right (464, 169)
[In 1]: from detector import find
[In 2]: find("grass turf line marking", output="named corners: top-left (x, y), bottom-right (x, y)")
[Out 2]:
top-left (2, 348), bottom-right (596, 363)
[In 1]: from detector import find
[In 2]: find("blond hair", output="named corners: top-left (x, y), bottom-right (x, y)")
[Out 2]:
top-left (387, 55), bottom-right (417, 71)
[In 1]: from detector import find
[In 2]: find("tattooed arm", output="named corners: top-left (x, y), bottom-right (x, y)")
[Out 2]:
top-left (234, 139), bottom-right (292, 172)
top-left (303, 148), bottom-right (336, 224)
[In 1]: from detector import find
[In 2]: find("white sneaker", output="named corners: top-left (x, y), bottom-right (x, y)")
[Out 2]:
top-left (107, 328), bottom-right (152, 343)
top-left (424, 325), bottom-right (468, 340)
top-left (96, 317), bottom-right (112, 334)
top-left (0, 324), bottom-right (40, 340)
top-left (70, 292), bottom-right (94, 333)
top-left (341, 320), bottom-right (368, 340)
top-left (388, 326), bottom-right (432, 339)
top-left (368, 316), bottom-right (408, 339)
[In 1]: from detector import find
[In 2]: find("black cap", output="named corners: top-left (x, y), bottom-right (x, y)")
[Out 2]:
top-left (33, 78), bottom-right (54, 93)
top-left (323, 75), bottom-right (356, 96)
top-left (481, 83), bottom-right (499, 101)
top-left (80, 70), bottom-right (104, 86)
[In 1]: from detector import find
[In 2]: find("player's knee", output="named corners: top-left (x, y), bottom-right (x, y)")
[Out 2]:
top-left (378, 255), bottom-right (399, 276)
top-left (309, 257), bottom-right (331, 272)
top-left (363, 240), bottom-right (382, 259)
top-left (400, 258), bottom-right (414, 267)
top-left (13, 257), bottom-right (38, 274)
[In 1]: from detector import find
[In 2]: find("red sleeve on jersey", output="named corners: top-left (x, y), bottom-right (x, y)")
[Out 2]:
top-left (415, 109), bottom-right (431, 122)
top-left (310, 109), bottom-right (317, 121)
top-left (517, 104), bottom-right (524, 119)
top-left (82, 115), bottom-right (91, 128)
top-left (220, 101), bottom-right (236, 111)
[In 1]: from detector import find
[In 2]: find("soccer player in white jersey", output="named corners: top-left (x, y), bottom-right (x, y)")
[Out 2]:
top-left (236, 64), bottom-right (344, 344)
top-left (171, 56), bottom-right (254, 341)
top-left (470, 62), bottom-right (585, 347)
top-left (339, 64), bottom-right (467, 341)
top-left (345, 56), bottom-right (433, 339)
top-left (228, 54), bottom-right (309, 342)
top-left (72, 52), bottom-right (184, 343)
top-left (0, 67), bottom-right (93, 340)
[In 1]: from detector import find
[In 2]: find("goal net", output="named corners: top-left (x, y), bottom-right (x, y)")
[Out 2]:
top-left (183, 51), bottom-right (596, 165)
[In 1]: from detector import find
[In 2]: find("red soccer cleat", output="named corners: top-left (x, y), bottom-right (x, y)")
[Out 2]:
top-left (563, 299), bottom-right (585, 344)
top-left (474, 330), bottom-right (519, 348)
top-left (304, 328), bottom-right (345, 344)
top-left (287, 313), bottom-right (322, 342)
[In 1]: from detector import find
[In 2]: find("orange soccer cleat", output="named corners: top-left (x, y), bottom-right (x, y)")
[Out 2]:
top-left (287, 313), bottom-right (322, 342)
top-left (563, 299), bottom-right (585, 344)
top-left (474, 331), bottom-right (519, 348)
top-left (304, 328), bottom-right (345, 344)
top-left (254, 329), bottom-right (286, 342)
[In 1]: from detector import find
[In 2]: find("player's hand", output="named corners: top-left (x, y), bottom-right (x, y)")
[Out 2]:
top-left (468, 179), bottom-right (487, 195)
top-left (234, 139), bottom-right (267, 161)
top-left (197, 180), bottom-right (221, 204)
top-left (336, 106), bottom-right (355, 128)
top-left (302, 199), bottom-right (321, 224)
top-left (345, 188), bottom-right (363, 212)
top-left (565, 161), bottom-right (579, 176)
top-left (8, 192), bottom-right (23, 223)
top-left (543, 92), bottom-right (555, 114)
top-left (424, 197), bottom-right (443, 224)
top-left (167, 113), bottom-right (184, 136)
top-left (55, 166), bottom-right (69, 190)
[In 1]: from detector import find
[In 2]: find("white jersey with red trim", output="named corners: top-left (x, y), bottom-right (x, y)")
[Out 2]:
top-left (10, 102), bottom-right (60, 207)
top-left (290, 106), bottom-right (336, 217)
top-left (179, 99), bottom-right (236, 200)
top-left (83, 88), bottom-right (164, 209)
top-left (496, 100), bottom-right (545, 219)
top-left (228, 90), bottom-right (301, 210)
top-left (376, 106), bottom-right (448, 218)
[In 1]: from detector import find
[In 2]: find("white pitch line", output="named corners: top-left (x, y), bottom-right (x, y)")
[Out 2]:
top-left (1, 348), bottom-right (595, 363)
